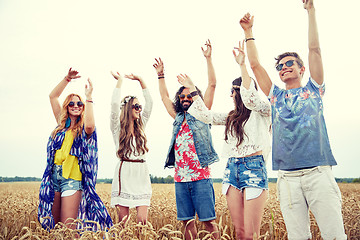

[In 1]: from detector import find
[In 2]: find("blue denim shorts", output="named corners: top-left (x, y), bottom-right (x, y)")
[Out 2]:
top-left (223, 155), bottom-right (268, 192)
top-left (175, 178), bottom-right (216, 222)
top-left (51, 165), bottom-right (83, 193)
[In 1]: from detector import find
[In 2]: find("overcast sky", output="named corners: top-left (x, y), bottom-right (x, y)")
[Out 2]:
top-left (1, 0), bottom-right (359, 180)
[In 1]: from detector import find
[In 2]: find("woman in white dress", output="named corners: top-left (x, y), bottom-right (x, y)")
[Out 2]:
top-left (177, 40), bottom-right (271, 239)
top-left (110, 71), bottom-right (153, 224)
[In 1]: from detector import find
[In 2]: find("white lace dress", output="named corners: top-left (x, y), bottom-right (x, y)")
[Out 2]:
top-left (188, 80), bottom-right (271, 197)
top-left (110, 87), bottom-right (153, 208)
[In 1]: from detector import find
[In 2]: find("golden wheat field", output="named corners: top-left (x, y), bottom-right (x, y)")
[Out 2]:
top-left (0, 182), bottom-right (359, 240)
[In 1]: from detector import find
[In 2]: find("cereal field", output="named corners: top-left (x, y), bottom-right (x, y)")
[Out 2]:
top-left (0, 182), bottom-right (359, 239)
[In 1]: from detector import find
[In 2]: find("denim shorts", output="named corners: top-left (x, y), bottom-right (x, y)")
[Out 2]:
top-left (175, 178), bottom-right (216, 222)
top-left (223, 155), bottom-right (268, 192)
top-left (51, 165), bottom-right (83, 193)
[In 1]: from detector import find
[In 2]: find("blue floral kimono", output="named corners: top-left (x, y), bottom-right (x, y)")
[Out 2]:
top-left (38, 127), bottom-right (113, 230)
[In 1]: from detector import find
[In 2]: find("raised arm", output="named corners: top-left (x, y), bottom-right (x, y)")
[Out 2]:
top-left (240, 13), bottom-right (273, 96)
top-left (125, 74), bottom-right (153, 123)
top-left (233, 40), bottom-right (271, 116)
top-left (110, 71), bottom-right (123, 136)
top-left (201, 39), bottom-right (216, 109)
top-left (233, 40), bottom-right (252, 89)
top-left (84, 78), bottom-right (95, 135)
top-left (304, 0), bottom-right (323, 85)
top-left (177, 74), bottom-right (227, 125)
top-left (49, 68), bottom-right (81, 123)
top-left (153, 58), bottom-right (176, 119)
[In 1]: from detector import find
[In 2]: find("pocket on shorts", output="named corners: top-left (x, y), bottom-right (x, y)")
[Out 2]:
top-left (244, 159), bottom-right (262, 171)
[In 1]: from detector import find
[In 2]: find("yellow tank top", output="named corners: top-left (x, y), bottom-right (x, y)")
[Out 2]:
top-left (54, 130), bottom-right (82, 181)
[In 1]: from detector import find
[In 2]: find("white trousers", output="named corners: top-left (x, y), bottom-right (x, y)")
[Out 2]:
top-left (277, 166), bottom-right (347, 240)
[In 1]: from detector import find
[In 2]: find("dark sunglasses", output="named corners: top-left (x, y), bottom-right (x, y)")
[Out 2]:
top-left (179, 94), bottom-right (192, 100)
top-left (276, 60), bottom-right (295, 71)
top-left (68, 101), bottom-right (84, 107)
top-left (132, 103), bottom-right (142, 111)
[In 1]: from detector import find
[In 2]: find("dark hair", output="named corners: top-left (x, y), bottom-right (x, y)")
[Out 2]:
top-left (275, 52), bottom-right (304, 68)
top-left (225, 77), bottom-right (252, 147)
top-left (173, 86), bottom-right (203, 113)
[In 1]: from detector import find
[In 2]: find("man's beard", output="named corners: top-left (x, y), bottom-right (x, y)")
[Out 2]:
top-left (181, 100), bottom-right (192, 111)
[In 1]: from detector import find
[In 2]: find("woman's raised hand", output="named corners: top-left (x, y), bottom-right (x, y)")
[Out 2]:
top-left (233, 40), bottom-right (246, 66)
top-left (177, 74), bottom-right (195, 89)
top-left (66, 68), bottom-right (81, 81)
top-left (153, 58), bottom-right (164, 76)
top-left (201, 39), bottom-right (212, 58)
top-left (125, 73), bottom-right (142, 82)
top-left (85, 78), bottom-right (93, 99)
top-left (111, 71), bottom-right (123, 81)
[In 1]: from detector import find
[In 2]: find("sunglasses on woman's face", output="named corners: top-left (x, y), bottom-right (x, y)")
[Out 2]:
top-left (132, 103), bottom-right (142, 111)
top-left (179, 94), bottom-right (192, 100)
top-left (276, 60), bottom-right (295, 71)
top-left (68, 101), bottom-right (84, 107)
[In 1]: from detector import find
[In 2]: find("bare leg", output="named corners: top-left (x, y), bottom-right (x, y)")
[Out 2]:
top-left (226, 186), bottom-right (245, 240)
top-left (203, 220), bottom-right (219, 239)
top-left (116, 205), bottom-right (130, 223)
top-left (60, 190), bottom-right (82, 229)
top-left (136, 206), bottom-right (148, 224)
top-left (183, 219), bottom-right (197, 240)
top-left (243, 189), bottom-right (267, 239)
top-left (52, 192), bottom-right (61, 225)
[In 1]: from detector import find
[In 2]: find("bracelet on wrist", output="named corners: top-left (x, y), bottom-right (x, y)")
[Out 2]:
top-left (65, 76), bottom-right (71, 82)
top-left (245, 37), bottom-right (255, 42)
top-left (86, 100), bottom-right (93, 103)
top-left (158, 75), bottom-right (165, 79)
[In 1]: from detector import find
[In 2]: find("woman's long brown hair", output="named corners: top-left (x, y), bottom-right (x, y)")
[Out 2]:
top-left (224, 77), bottom-right (252, 147)
top-left (117, 96), bottom-right (148, 159)
top-left (51, 94), bottom-right (84, 138)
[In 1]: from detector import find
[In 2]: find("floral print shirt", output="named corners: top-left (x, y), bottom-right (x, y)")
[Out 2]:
top-left (269, 77), bottom-right (337, 170)
top-left (174, 121), bottom-right (211, 182)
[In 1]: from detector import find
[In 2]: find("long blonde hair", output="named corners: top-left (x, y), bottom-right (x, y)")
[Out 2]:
top-left (51, 94), bottom-right (85, 138)
top-left (117, 96), bottom-right (148, 159)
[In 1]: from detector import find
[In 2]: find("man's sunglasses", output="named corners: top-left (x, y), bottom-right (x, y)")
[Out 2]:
top-left (276, 60), bottom-right (295, 71)
top-left (132, 103), bottom-right (142, 111)
top-left (68, 101), bottom-right (84, 107)
top-left (179, 94), bottom-right (192, 100)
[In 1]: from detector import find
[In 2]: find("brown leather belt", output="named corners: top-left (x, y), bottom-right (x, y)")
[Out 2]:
top-left (118, 158), bottom-right (145, 195)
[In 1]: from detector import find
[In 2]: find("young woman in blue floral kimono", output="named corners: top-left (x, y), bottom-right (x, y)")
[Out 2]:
top-left (38, 68), bottom-right (112, 230)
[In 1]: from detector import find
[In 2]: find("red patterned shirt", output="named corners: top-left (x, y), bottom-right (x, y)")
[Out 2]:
top-left (174, 121), bottom-right (211, 182)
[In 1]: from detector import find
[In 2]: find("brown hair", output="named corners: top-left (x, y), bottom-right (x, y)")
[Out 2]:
top-left (225, 77), bottom-right (252, 147)
top-left (117, 96), bottom-right (148, 159)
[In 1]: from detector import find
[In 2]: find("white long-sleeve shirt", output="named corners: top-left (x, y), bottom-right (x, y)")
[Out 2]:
top-left (110, 87), bottom-right (153, 159)
top-left (188, 80), bottom-right (272, 161)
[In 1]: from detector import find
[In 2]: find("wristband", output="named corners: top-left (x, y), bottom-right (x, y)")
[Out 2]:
top-left (65, 76), bottom-right (71, 82)
top-left (86, 100), bottom-right (93, 103)
top-left (245, 38), bottom-right (255, 42)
